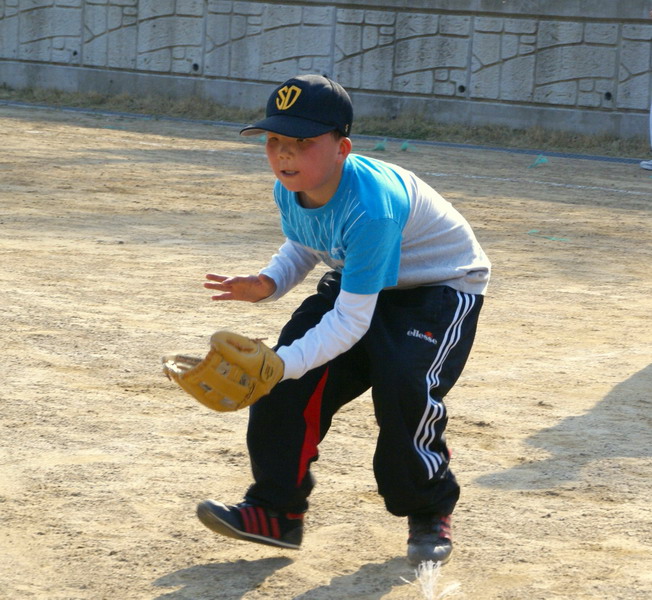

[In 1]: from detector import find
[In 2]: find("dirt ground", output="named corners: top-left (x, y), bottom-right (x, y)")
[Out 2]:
top-left (1, 104), bottom-right (650, 600)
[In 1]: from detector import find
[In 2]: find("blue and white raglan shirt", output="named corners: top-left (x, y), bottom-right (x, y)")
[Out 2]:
top-left (260, 154), bottom-right (491, 380)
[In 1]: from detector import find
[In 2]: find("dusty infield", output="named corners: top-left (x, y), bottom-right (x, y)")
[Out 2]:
top-left (1, 105), bottom-right (651, 600)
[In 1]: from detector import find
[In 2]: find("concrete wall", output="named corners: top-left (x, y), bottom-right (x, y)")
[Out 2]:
top-left (1, 0), bottom-right (651, 138)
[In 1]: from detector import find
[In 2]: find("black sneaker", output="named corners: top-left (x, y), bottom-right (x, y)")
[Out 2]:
top-left (407, 514), bottom-right (453, 566)
top-left (196, 499), bottom-right (304, 549)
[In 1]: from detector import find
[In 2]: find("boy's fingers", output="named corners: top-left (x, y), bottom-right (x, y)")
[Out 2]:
top-left (205, 274), bottom-right (235, 290)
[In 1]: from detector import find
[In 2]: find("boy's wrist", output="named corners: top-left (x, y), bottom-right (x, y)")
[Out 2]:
top-left (254, 273), bottom-right (279, 303)
top-left (259, 273), bottom-right (277, 296)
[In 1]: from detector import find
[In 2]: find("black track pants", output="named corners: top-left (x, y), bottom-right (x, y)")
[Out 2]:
top-left (245, 272), bottom-right (483, 517)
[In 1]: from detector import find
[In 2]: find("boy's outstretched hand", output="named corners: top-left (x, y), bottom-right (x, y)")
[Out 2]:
top-left (205, 273), bottom-right (276, 302)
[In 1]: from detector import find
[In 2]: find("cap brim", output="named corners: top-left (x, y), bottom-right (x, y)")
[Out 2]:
top-left (240, 115), bottom-right (336, 138)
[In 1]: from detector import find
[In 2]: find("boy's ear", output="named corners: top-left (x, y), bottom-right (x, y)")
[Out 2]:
top-left (338, 136), bottom-right (353, 161)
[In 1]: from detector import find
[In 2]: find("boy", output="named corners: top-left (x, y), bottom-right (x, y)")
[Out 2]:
top-left (197, 74), bottom-right (490, 566)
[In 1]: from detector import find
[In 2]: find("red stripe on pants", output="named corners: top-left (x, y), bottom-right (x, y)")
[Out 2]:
top-left (296, 368), bottom-right (328, 486)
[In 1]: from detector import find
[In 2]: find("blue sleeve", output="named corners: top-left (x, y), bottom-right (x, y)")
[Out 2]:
top-left (341, 218), bottom-right (402, 294)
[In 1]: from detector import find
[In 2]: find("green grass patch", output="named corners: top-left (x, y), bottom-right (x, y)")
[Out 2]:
top-left (0, 84), bottom-right (647, 159)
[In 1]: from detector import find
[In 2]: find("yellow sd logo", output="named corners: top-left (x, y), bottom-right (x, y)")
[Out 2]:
top-left (276, 85), bottom-right (302, 110)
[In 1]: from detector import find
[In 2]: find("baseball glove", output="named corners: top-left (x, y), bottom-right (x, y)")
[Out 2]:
top-left (162, 330), bottom-right (284, 412)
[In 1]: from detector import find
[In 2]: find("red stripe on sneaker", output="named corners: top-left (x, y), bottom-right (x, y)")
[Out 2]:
top-left (440, 516), bottom-right (452, 540)
top-left (270, 516), bottom-right (280, 539)
top-left (296, 368), bottom-right (328, 486)
top-left (251, 506), bottom-right (261, 534)
top-left (241, 506), bottom-right (253, 533)
top-left (256, 506), bottom-right (270, 537)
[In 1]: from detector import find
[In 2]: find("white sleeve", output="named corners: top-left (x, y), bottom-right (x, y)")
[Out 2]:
top-left (257, 239), bottom-right (321, 302)
top-left (276, 290), bottom-right (378, 380)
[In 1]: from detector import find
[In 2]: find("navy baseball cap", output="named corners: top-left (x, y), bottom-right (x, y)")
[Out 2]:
top-left (240, 74), bottom-right (353, 138)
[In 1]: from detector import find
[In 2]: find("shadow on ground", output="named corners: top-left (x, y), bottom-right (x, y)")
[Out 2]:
top-left (153, 557), bottom-right (292, 599)
top-left (475, 364), bottom-right (652, 490)
top-left (152, 556), bottom-right (414, 600)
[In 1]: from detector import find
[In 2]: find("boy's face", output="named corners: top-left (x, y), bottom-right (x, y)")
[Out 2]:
top-left (265, 131), bottom-right (351, 207)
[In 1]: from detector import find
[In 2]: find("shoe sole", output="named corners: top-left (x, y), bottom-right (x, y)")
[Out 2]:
top-left (196, 501), bottom-right (301, 550)
top-left (407, 545), bottom-right (453, 567)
